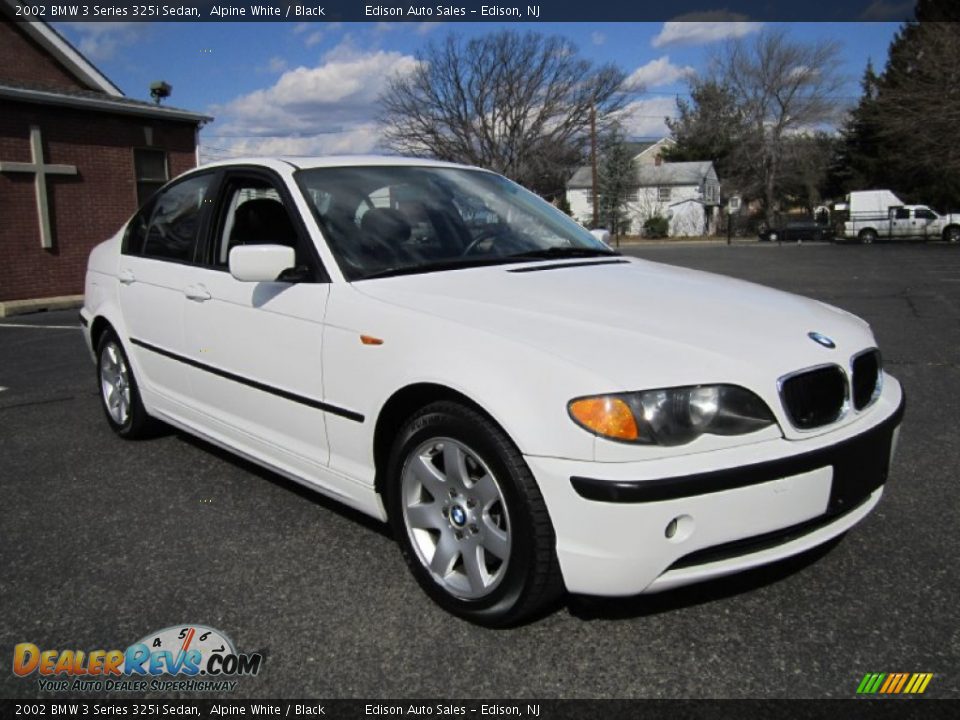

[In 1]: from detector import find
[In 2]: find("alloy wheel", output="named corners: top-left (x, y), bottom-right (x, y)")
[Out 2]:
top-left (400, 437), bottom-right (512, 600)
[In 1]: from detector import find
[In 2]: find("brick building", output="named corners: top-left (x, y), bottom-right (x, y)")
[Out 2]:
top-left (0, 5), bottom-right (211, 312)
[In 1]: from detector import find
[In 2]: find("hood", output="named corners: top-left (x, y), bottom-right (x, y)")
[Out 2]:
top-left (354, 257), bottom-right (875, 392)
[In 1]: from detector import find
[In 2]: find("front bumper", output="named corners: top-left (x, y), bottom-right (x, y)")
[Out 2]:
top-left (527, 376), bottom-right (904, 596)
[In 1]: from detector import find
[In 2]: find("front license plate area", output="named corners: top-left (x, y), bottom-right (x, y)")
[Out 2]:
top-left (827, 418), bottom-right (897, 514)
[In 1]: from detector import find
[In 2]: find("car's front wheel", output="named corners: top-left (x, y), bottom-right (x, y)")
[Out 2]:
top-left (96, 330), bottom-right (154, 438)
top-left (386, 401), bottom-right (563, 626)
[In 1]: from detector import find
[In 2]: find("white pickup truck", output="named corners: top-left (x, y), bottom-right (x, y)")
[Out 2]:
top-left (839, 190), bottom-right (960, 243)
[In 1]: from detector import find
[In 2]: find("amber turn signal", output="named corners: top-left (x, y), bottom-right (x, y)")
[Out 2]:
top-left (568, 396), bottom-right (639, 441)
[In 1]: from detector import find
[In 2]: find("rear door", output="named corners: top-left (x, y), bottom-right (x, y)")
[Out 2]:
top-left (118, 172), bottom-right (215, 410)
top-left (889, 206), bottom-right (912, 239)
top-left (913, 207), bottom-right (938, 241)
top-left (180, 168), bottom-right (334, 469)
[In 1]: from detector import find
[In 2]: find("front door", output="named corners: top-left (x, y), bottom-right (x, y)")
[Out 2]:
top-left (180, 170), bottom-right (333, 472)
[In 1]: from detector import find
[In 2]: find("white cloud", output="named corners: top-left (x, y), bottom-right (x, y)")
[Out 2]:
top-left (652, 16), bottom-right (763, 48)
top-left (207, 45), bottom-right (419, 158)
top-left (264, 56), bottom-right (288, 74)
top-left (305, 31), bottom-right (324, 48)
top-left (625, 56), bottom-right (694, 90)
top-left (590, 31), bottom-right (606, 46)
top-left (416, 22), bottom-right (444, 35)
top-left (620, 96), bottom-right (678, 138)
top-left (59, 22), bottom-right (142, 61)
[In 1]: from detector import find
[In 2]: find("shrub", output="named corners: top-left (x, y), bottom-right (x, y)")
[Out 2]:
top-left (643, 215), bottom-right (669, 238)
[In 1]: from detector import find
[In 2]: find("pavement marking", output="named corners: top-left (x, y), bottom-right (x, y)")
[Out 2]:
top-left (0, 386), bottom-right (7, 393)
top-left (0, 323), bottom-right (81, 330)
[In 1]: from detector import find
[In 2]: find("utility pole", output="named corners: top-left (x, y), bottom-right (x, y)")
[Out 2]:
top-left (590, 105), bottom-right (599, 229)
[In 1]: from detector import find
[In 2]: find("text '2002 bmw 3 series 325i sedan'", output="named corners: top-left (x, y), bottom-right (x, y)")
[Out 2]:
top-left (81, 157), bottom-right (905, 626)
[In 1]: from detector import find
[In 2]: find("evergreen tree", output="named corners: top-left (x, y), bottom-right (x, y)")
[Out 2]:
top-left (596, 123), bottom-right (636, 239)
top-left (837, 0), bottom-right (960, 209)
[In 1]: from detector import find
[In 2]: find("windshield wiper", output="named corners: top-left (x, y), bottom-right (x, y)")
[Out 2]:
top-left (356, 256), bottom-right (521, 281)
top-left (504, 246), bottom-right (620, 260)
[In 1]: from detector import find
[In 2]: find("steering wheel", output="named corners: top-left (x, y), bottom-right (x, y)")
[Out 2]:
top-left (462, 226), bottom-right (509, 257)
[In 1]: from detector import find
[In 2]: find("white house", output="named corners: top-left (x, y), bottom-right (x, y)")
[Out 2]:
top-left (566, 139), bottom-right (721, 237)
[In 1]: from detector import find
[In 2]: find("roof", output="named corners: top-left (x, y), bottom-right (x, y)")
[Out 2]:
top-left (1, 1), bottom-right (121, 95)
top-left (1, 2), bottom-right (211, 125)
top-left (567, 159), bottom-right (717, 190)
top-left (197, 155), bottom-right (489, 172)
top-left (636, 161), bottom-right (716, 186)
top-left (0, 81), bottom-right (213, 124)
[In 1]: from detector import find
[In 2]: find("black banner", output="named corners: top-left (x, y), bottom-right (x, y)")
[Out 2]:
top-left (3, 0), bottom-right (935, 23)
top-left (0, 699), bottom-right (955, 720)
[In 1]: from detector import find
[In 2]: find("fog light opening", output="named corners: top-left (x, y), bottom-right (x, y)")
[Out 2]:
top-left (665, 514), bottom-right (694, 543)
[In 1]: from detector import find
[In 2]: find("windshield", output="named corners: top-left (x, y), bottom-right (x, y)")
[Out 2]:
top-left (294, 165), bottom-right (614, 280)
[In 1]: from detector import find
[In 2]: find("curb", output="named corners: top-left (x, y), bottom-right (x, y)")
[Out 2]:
top-left (0, 295), bottom-right (84, 318)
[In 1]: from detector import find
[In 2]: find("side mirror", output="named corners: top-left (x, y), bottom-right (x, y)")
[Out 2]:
top-left (590, 228), bottom-right (611, 245)
top-left (228, 245), bottom-right (296, 283)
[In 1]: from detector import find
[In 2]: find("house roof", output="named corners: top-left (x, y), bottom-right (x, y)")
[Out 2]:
top-left (636, 161), bottom-right (716, 186)
top-left (1, 1), bottom-right (121, 95)
top-left (1, 2), bottom-right (211, 125)
top-left (567, 159), bottom-right (717, 190)
top-left (0, 81), bottom-right (213, 124)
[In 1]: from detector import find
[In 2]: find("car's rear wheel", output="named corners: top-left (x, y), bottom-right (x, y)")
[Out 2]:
top-left (859, 228), bottom-right (877, 244)
top-left (386, 401), bottom-right (563, 627)
top-left (944, 225), bottom-right (960, 243)
top-left (97, 330), bottom-right (154, 438)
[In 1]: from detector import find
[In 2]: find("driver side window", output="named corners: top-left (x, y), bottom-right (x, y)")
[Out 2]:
top-left (213, 179), bottom-right (304, 270)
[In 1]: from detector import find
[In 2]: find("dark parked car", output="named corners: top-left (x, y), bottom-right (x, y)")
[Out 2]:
top-left (759, 219), bottom-right (833, 243)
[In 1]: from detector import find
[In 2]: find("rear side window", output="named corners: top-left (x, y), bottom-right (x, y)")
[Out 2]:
top-left (140, 175), bottom-right (213, 263)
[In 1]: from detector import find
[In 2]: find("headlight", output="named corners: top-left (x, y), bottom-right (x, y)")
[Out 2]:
top-left (568, 385), bottom-right (776, 446)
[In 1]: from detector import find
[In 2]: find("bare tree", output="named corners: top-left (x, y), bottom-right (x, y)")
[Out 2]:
top-left (712, 29), bottom-right (844, 223)
top-left (378, 30), bottom-right (626, 198)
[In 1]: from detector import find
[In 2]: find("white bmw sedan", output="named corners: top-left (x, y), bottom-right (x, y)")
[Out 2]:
top-left (81, 157), bottom-right (904, 626)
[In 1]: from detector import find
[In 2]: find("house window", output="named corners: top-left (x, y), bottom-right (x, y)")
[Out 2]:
top-left (626, 190), bottom-right (639, 202)
top-left (134, 149), bottom-right (169, 207)
top-left (658, 187), bottom-right (671, 202)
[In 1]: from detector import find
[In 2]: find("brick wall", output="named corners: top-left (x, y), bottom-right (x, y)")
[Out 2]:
top-left (0, 19), bottom-right (90, 93)
top-left (0, 101), bottom-right (198, 301)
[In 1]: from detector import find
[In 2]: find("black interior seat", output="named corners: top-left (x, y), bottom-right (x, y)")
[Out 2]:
top-left (230, 198), bottom-right (298, 249)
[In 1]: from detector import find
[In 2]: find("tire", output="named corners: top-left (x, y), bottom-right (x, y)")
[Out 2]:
top-left (96, 329), bottom-right (154, 438)
top-left (385, 401), bottom-right (563, 627)
top-left (858, 228), bottom-right (877, 245)
top-left (944, 225), bottom-right (960, 243)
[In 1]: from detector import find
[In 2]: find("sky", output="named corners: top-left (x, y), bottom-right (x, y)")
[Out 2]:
top-left (54, 21), bottom-right (903, 163)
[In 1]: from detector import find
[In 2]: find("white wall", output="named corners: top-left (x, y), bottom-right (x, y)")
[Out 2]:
top-left (568, 185), bottom-right (705, 236)
top-left (668, 200), bottom-right (706, 237)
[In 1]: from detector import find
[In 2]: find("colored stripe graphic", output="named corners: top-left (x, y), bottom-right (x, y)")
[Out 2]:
top-left (857, 672), bottom-right (932, 694)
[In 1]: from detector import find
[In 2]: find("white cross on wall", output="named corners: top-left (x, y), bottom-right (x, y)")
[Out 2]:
top-left (0, 126), bottom-right (78, 249)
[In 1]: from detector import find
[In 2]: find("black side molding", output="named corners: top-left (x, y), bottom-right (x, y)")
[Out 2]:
top-left (571, 392), bottom-right (905, 504)
top-left (129, 337), bottom-right (364, 423)
top-left (79, 313), bottom-right (89, 328)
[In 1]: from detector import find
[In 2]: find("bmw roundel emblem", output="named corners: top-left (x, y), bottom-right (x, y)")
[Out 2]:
top-left (808, 331), bottom-right (836, 349)
top-left (450, 505), bottom-right (467, 527)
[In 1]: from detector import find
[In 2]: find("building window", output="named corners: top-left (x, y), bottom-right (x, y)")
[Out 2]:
top-left (658, 187), bottom-right (671, 202)
top-left (134, 149), bottom-right (169, 207)
top-left (626, 190), bottom-right (639, 202)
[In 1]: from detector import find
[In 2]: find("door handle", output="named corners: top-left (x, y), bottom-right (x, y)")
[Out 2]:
top-left (184, 284), bottom-right (212, 302)
top-left (118, 269), bottom-right (136, 285)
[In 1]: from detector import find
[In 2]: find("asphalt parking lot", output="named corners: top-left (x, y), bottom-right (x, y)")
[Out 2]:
top-left (1, 242), bottom-right (958, 699)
